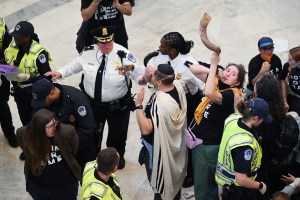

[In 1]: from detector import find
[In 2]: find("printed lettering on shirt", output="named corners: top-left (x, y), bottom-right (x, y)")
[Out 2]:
top-left (48, 145), bottom-right (62, 165)
top-left (95, 6), bottom-right (118, 20)
top-left (291, 74), bottom-right (300, 91)
top-left (244, 149), bottom-right (252, 161)
top-left (38, 54), bottom-right (47, 63)
top-left (203, 104), bottom-right (212, 118)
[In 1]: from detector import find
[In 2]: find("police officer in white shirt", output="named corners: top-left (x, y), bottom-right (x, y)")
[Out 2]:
top-left (45, 26), bottom-right (144, 169)
top-left (144, 32), bottom-right (206, 188)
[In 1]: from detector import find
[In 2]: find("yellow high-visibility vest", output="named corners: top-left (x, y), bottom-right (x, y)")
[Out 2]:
top-left (215, 113), bottom-right (262, 186)
top-left (80, 160), bottom-right (122, 200)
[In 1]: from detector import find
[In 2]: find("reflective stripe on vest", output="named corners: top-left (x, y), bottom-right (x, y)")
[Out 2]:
top-left (215, 113), bottom-right (262, 186)
top-left (80, 161), bottom-right (121, 200)
top-left (0, 18), bottom-right (5, 50)
top-left (4, 39), bottom-right (51, 88)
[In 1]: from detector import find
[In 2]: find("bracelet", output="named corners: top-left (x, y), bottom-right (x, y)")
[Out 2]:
top-left (258, 182), bottom-right (263, 190)
top-left (135, 105), bottom-right (143, 109)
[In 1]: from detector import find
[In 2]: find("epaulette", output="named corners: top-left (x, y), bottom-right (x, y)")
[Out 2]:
top-left (84, 46), bottom-right (94, 51)
top-left (184, 61), bottom-right (193, 68)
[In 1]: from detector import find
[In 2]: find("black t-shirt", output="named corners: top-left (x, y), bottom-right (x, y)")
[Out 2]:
top-left (81, 0), bottom-right (129, 47)
top-left (190, 87), bottom-right (234, 145)
top-left (29, 137), bottom-right (76, 185)
top-left (142, 87), bottom-right (180, 145)
top-left (232, 119), bottom-right (253, 174)
top-left (279, 62), bottom-right (300, 96)
top-left (247, 54), bottom-right (282, 91)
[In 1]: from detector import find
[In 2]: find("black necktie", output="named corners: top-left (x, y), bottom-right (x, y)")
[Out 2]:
top-left (168, 61), bottom-right (171, 66)
top-left (94, 54), bottom-right (106, 106)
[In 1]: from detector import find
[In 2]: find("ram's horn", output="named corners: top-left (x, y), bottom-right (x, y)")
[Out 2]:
top-left (199, 13), bottom-right (221, 54)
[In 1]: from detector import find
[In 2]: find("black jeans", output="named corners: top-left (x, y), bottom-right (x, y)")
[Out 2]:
top-left (0, 100), bottom-right (15, 139)
top-left (27, 180), bottom-right (78, 200)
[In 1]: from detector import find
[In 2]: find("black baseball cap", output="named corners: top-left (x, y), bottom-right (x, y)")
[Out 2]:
top-left (10, 21), bottom-right (34, 39)
top-left (248, 98), bottom-right (273, 123)
top-left (31, 78), bottom-right (54, 109)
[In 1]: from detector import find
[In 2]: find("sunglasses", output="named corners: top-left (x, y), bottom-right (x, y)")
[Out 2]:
top-left (261, 46), bottom-right (274, 51)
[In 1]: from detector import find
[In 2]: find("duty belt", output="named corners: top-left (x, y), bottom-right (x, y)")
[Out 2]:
top-left (88, 93), bottom-right (130, 112)
top-left (216, 162), bottom-right (258, 181)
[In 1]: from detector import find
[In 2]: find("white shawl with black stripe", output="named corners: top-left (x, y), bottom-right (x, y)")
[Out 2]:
top-left (150, 80), bottom-right (188, 199)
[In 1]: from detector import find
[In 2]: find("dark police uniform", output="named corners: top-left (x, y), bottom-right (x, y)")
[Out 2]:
top-left (4, 21), bottom-right (52, 126)
top-left (47, 84), bottom-right (96, 170)
top-left (0, 17), bottom-right (18, 147)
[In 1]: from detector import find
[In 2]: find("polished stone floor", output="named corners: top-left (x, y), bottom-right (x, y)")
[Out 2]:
top-left (0, 0), bottom-right (299, 199)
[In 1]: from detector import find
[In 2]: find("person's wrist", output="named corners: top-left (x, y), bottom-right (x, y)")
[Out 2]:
top-left (135, 105), bottom-right (143, 109)
top-left (258, 182), bottom-right (267, 194)
top-left (258, 182), bottom-right (263, 190)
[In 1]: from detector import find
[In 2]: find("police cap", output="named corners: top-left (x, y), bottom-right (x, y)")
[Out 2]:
top-left (90, 26), bottom-right (116, 43)
top-left (31, 78), bottom-right (54, 109)
top-left (10, 21), bottom-right (34, 39)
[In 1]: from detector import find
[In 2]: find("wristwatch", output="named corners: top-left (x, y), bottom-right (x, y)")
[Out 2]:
top-left (136, 105), bottom-right (143, 109)
top-left (258, 182), bottom-right (263, 190)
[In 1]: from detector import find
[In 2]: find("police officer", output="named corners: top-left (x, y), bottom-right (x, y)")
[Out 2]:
top-left (4, 21), bottom-right (52, 126)
top-left (0, 17), bottom-right (18, 147)
top-left (31, 78), bottom-right (95, 171)
top-left (80, 147), bottom-right (122, 200)
top-left (46, 26), bottom-right (144, 169)
top-left (215, 98), bottom-right (272, 200)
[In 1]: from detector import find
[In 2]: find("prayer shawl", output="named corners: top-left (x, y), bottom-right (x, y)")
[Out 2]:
top-left (150, 80), bottom-right (188, 199)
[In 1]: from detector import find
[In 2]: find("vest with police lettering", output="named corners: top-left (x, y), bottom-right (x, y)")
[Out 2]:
top-left (0, 18), bottom-right (6, 50)
top-left (80, 160), bottom-right (122, 200)
top-left (215, 113), bottom-right (262, 186)
top-left (4, 39), bottom-right (51, 76)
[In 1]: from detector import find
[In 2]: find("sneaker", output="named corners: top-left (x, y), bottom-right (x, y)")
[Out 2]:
top-left (118, 157), bottom-right (125, 169)
top-left (7, 136), bottom-right (19, 148)
top-left (19, 152), bottom-right (26, 161)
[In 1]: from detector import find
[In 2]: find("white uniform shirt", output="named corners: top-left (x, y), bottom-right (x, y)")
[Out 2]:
top-left (58, 43), bottom-right (144, 102)
top-left (148, 52), bottom-right (204, 95)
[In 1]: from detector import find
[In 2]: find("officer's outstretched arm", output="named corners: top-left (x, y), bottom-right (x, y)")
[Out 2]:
top-left (44, 71), bottom-right (62, 80)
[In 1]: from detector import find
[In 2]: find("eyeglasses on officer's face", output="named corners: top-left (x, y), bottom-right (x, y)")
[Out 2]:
top-left (260, 46), bottom-right (274, 51)
top-left (46, 119), bottom-right (58, 129)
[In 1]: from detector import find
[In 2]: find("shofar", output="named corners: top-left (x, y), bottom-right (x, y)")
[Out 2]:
top-left (199, 13), bottom-right (221, 54)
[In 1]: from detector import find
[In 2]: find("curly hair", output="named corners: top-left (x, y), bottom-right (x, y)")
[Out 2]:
top-left (255, 72), bottom-right (286, 121)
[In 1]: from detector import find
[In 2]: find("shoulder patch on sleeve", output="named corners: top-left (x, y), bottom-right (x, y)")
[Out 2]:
top-left (184, 61), bottom-right (193, 68)
top-left (244, 149), bottom-right (253, 161)
top-left (84, 46), bottom-right (94, 51)
top-left (38, 54), bottom-right (47, 63)
top-left (127, 53), bottom-right (137, 63)
top-left (77, 106), bottom-right (87, 116)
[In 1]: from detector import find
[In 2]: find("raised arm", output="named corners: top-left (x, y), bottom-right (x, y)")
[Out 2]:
top-left (113, 0), bottom-right (132, 16)
top-left (204, 52), bottom-right (223, 104)
top-left (81, 0), bottom-right (102, 21)
top-left (135, 88), bottom-right (153, 135)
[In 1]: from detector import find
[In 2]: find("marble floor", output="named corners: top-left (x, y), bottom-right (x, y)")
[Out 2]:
top-left (0, 0), bottom-right (299, 199)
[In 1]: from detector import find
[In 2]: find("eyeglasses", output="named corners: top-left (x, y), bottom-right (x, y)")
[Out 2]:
top-left (46, 120), bottom-right (58, 129)
top-left (261, 46), bottom-right (274, 51)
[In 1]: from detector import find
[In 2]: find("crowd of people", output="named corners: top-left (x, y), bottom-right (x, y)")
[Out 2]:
top-left (1, 2), bottom-right (300, 199)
